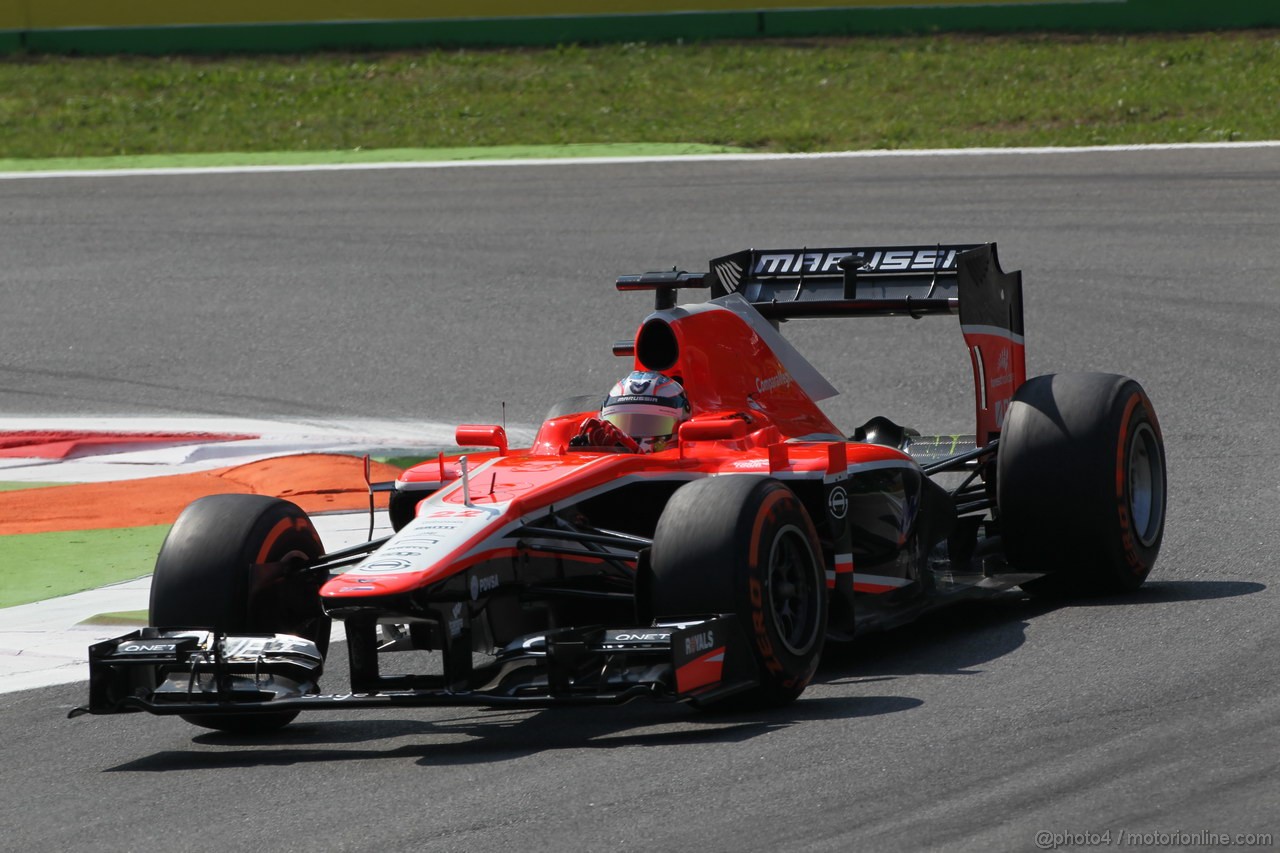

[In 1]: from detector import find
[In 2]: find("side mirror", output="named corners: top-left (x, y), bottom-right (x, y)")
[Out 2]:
top-left (455, 424), bottom-right (508, 456)
top-left (678, 418), bottom-right (749, 443)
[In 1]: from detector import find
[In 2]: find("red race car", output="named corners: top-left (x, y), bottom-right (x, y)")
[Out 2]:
top-left (74, 243), bottom-right (1167, 732)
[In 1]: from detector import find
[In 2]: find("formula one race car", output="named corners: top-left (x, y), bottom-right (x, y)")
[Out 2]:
top-left (73, 242), bottom-right (1167, 732)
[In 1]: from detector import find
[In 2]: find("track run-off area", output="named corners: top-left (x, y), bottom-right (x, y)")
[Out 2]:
top-left (1, 145), bottom-right (1277, 852)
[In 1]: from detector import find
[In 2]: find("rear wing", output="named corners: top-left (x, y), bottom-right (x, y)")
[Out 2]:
top-left (617, 242), bottom-right (1025, 445)
top-left (707, 244), bottom-right (972, 317)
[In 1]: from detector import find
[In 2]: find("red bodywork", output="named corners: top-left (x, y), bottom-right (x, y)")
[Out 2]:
top-left (318, 242), bottom-right (1026, 620)
top-left (320, 295), bottom-right (910, 605)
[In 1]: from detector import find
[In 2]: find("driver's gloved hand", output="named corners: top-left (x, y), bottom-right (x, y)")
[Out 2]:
top-left (570, 417), bottom-right (640, 452)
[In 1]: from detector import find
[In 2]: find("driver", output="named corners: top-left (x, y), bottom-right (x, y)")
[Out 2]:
top-left (571, 370), bottom-right (690, 453)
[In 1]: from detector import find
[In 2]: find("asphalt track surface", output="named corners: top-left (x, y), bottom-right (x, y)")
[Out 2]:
top-left (2, 147), bottom-right (1278, 851)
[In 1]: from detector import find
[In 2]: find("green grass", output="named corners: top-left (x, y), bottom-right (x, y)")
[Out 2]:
top-left (0, 525), bottom-right (169, 608)
top-left (78, 610), bottom-right (149, 626)
top-left (377, 455), bottom-right (431, 471)
top-left (2, 31), bottom-right (1278, 162)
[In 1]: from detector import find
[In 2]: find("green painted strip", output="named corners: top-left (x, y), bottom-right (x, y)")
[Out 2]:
top-left (0, 525), bottom-right (168, 609)
top-left (0, 142), bottom-right (749, 174)
top-left (14, 12), bottom-right (760, 55)
top-left (0, 482), bottom-right (61, 492)
top-left (6, 1), bottom-right (1280, 56)
top-left (15, 0), bottom-right (1096, 30)
top-left (763, 1), bottom-right (1280, 35)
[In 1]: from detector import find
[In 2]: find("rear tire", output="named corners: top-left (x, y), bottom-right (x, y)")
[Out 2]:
top-left (997, 373), bottom-right (1166, 595)
top-left (650, 476), bottom-right (826, 708)
top-left (150, 494), bottom-right (329, 733)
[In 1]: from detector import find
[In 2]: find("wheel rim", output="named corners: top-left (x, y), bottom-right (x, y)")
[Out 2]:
top-left (765, 524), bottom-right (822, 656)
top-left (1127, 422), bottom-right (1165, 548)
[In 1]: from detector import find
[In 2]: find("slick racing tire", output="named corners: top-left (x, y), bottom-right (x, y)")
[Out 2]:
top-left (389, 487), bottom-right (433, 532)
top-left (150, 494), bottom-right (329, 733)
top-left (650, 476), bottom-right (827, 709)
top-left (997, 373), bottom-right (1167, 596)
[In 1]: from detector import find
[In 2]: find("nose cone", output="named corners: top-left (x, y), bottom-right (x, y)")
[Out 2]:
top-left (321, 451), bottom-right (646, 600)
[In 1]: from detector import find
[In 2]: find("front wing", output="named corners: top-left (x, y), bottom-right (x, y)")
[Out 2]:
top-left (70, 615), bottom-right (757, 719)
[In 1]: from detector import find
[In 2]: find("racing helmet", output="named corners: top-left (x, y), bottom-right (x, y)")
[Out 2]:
top-left (601, 371), bottom-right (690, 452)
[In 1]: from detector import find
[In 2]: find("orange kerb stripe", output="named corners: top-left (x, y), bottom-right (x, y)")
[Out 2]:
top-left (0, 454), bottom-right (403, 536)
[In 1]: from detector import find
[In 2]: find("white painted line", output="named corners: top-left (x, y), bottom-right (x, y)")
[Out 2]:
top-left (0, 416), bottom-right (536, 482)
top-left (2, 141), bottom-right (1278, 180)
top-left (0, 415), bottom-right (480, 437)
top-left (0, 510), bottom-right (388, 694)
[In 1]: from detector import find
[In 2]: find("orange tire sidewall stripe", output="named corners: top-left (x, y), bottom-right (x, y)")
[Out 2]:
top-left (747, 487), bottom-right (787, 569)
top-left (255, 516), bottom-right (310, 565)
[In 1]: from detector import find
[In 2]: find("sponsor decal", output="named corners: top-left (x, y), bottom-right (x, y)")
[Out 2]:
top-left (828, 486), bottom-right (849, 520)
top-left (219, 635), bottom-right (317, 658)
top-left (469, 572), bottom-right (499, 600)
top-left (627, 375), bottom-right (654, 394)
top-left (355, 533), bottom-right (448, 573)
top-left (675, 649), bottom-right (726, 694)
top-left (352, 511), bottom-right (487, 576)
top-left (988, 346), bottom-right (1015, 388)
top-left (731, 459), bottom-right (769, 470)
top-left (612, 632), bottom-right (671, 643)
top-left (683, 630), bottom-right (715, 656)
top-left (358, 558), bottom-right (413, 573)
top-left (382, 542), bottom-right (453, 557)
top-left (117, 642), bottom-right (177, 654)
top-left (672, 622), bottom-right (728, 694)
top-left (714, 259), bottom-right (744, 289)
top-left (752, 248), bottom-right (959, 277)
top-left (448, 603), bottom-right (465, 638)
top-left (754, 251), bottom-right (849, 275)
top-left (609, 394), bottom-right (663, 406)
top-left (754, 372), bottom-right (794, 394)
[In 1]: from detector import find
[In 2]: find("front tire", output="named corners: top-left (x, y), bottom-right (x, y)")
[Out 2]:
top-left (650, 476), bottom-right (827, 708)
top-left (997, 373), bottom-right (1167, 595)
top-left (389, 487), bottom-right (434, 531)
top-left (150, 494), bottom-right (329, 733)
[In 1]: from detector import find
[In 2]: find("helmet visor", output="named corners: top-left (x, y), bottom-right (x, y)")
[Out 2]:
top-left (603, 411), bottom-right (678, 439)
